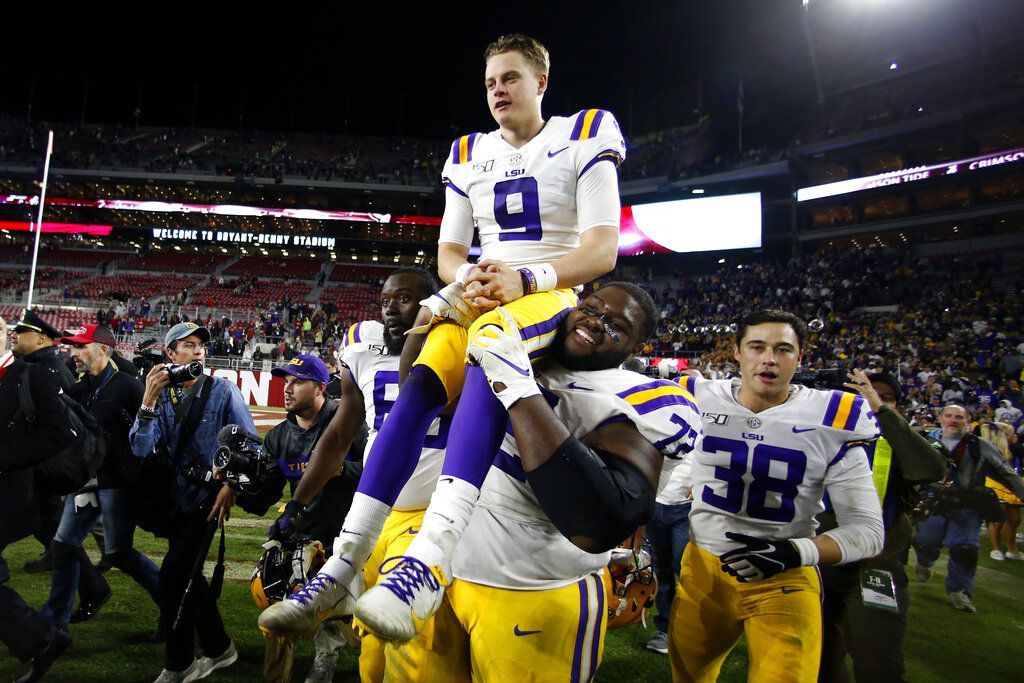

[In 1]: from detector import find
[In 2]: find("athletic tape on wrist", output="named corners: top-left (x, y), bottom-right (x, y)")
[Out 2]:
top-left (790, 537), bottom-right (820, 566)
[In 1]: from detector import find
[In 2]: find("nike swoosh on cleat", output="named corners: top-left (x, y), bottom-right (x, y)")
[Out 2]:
top-left (514, 625), bottom-right (543, 636)
top-left (488, 351), bottom-right (532, 376)
top-left (780, 588), bottom-right (801, 594)
top-left (566, 381), bottom-right (593, 391)
top-left (547, 146), bottom-right (569, 158)
top-left (792, 427), bottom-right (815, 433)
top-left (406, 527), bottom-right (419, 535)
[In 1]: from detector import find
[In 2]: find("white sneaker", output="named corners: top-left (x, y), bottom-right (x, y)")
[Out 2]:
top-left (353, 555), bottom-right (450, 642)
top-left (193, 641), bottom-right (237, 679)
top-left (1005, 551), bottom-right (1024, 561)
top-left (646, 631), bottom-right (669, 654)
top-left (303, 651), bottom-right (339, 683)
top-left (948, 590), bottom-right (977, 613)
top-left (153, 660), bottom-right (199, 683)
top-left (991, 549), bottom-right (1006, 561)
top-left (259, 556), bottom-right (361, 636)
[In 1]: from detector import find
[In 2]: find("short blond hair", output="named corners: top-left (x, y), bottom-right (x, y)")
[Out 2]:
top-left (484, 34), bottom-right (550, 76)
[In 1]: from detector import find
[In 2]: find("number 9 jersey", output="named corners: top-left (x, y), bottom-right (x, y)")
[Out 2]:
top-left (682, 377), bottom-right (880, 557)
top-left (439, 109), bottom-right (627, 268)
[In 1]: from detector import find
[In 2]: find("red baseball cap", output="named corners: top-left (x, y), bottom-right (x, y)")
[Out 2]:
top-left (60, 324), bottom-right (117, 347)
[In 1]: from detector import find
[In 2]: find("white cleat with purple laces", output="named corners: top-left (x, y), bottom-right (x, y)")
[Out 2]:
top-left (258, 555), bottom-right (362, 636)
top-left (353, 555), bottom-right (450, 642)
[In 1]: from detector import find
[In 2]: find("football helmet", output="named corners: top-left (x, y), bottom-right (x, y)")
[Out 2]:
top-left (604, 544), bottom-right (658, 630)
top-left (251, 538), bottom-right (327, 611)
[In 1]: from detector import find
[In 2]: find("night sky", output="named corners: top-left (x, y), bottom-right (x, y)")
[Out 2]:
top-left (1, 1), bottom-right (1019, 141)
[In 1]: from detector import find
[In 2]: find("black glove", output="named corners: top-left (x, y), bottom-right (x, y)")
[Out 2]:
top-left (268, 499), bottom-right (307, 542)
top-left (719, 532), bottom-right (801, 582)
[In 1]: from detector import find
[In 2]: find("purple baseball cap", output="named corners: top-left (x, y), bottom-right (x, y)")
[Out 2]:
top-left (271, 354), bottom-right (330, 384)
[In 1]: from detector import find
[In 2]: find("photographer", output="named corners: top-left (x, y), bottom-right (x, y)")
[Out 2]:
top-left (912, 404), bottom-right (1024, 614)
top-left (130, 322), bottom-right (255, 682)
top-left (818, 370), bottom-right (947, 682)
top-left (259, 354), bottom-right (364, 682)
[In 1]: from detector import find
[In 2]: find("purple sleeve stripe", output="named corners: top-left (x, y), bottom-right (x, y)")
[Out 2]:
top-left (597, 414), bottom-right (633, 429)
top-left (842, 395), bottom-right (864, 431)
top-left (569, 111), bottom-right (588, 141)
top-left (519, 309), bottom-right (570, 343)
top-left (570, 578), bottom-right (589, 683)
top-left (577, 149), bottom-right (623, 179)
top-left (450, 139), bottom-right (460, 161)
top-left (631, 393), bottom-right (700, 416)
top-left (352, 323), bottom-right (361, 344)
top-left (827, 439), bottom-right (872, 468)
top-left (682, 376), bottom-right (696, 393)
top-left (822, 391), bottom-right (843, 427)
top-left (589, 109), bottom-right (606, 137)
top-left (442, 176), bottom-right (469, 198)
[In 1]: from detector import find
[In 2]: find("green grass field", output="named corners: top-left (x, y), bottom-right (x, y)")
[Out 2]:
top-left (2, 407), bottom-right (1022, 680)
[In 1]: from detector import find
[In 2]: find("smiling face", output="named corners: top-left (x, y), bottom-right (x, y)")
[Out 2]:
top-left (734, 322), bottom-right (803, 410)
top-left (552, 286), bottom-right (646, 372)
top-left (485, 50), bottom-right (546, 133)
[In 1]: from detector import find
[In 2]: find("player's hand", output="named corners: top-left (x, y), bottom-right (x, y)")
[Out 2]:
top-left (719, 532), bottom-right (801, 582)
top-left (268, 499), bottom-right (307, 542)
top-left (466, 307), bottom-right (539, 410)
top-left (143, 363), bottom-right (171, 406)
top-left (465, 259), bottom-right (525, 306)
top-left (843, 368), bottom-right (884, 413)
top-left (208, 485), bottom-right (237, 527)
top-left (408, 282), bottom-right (482, 334)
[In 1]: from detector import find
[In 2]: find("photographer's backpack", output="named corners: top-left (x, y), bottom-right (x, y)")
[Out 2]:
top-left (17, 365), bottom-right (106, 495)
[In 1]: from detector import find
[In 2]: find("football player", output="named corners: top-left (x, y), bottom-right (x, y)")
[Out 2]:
top-left (381, 282), bottom-right (701, 681)
top-left (259, 267), bottom-right (450, 681)
top-left (264, 33), bottom-right (628, 643)
top-left (671, 310), bottom-right (884, 683)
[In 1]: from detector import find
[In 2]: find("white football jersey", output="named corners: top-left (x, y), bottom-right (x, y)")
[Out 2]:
top-left (683, 377), bottom-right (879, 557)
top-left (340, 321), bottom-right (449, 510)
top-left (439, 109), bottom-right (626, 268)
top-left (453, 367), bottom-right (702, 590)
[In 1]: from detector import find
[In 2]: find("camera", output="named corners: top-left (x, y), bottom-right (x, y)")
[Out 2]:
top-left (792, 367), bottom-right (846, 390)
top-left (213, 424), bottom-right (275, 481)
top-left (165, 361), bottom-right (204, 385)
top-left (132, 338), bottom-right (164, 376)
top-left (182, 463), bottom-right (219, 490)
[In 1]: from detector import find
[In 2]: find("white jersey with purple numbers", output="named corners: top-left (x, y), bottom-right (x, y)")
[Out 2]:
top-left (453, 367), bottom-right (702, 590)
top-left (340, 320), bottom-right (450, 511)
top-left (683, 377), bottom-right (880, 557)
top-left (439, 109), bottom-right (626, 268)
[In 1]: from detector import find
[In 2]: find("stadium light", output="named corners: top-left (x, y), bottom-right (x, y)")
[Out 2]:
top-left (889, 62), bottom-right (898, 70)
top-left (718, 258), bottom-right (726, 263)
top-left (691, 188), bottom-right (705, 194)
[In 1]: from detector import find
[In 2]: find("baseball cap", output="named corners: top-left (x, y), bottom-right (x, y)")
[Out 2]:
top-left (868, 372), bottom-right (902, 404)
top-left (14, 309), bottom-right (62, 339)
top-left (271, 354), bottom-right (330, 384)
top-left (60, 324), bottom-right (117, 347)
top-left (164, 322), bottom-right (211, 348)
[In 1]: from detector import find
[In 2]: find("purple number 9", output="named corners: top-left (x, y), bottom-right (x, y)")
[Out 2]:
top-left (494, 177), bottom-right (543, 241)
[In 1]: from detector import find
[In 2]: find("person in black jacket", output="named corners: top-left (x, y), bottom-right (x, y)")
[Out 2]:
top-left (258, 354), bottom-right (364, 683)
top-left (40, 325), bottom-right (161, 631)
top-left (0, 309), bottom-right (74, 681)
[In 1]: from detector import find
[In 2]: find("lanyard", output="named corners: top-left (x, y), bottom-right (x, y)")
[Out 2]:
top-left (85, 362), bottom-right (118, 410)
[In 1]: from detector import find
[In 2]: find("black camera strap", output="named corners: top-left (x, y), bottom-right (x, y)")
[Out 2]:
top-left (171, 374), bottom-right (213, 466)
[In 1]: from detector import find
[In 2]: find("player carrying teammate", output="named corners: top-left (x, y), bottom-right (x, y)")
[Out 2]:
top-left (671, 310), bottom-right (885, 683)
top-left (260, 33), bottom-right (627, 641)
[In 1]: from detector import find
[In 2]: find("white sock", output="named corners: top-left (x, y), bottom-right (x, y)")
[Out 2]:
top-left (405, 476), bottom-right (480, 568)
top-left (330, 492), bottom-right (392, 569)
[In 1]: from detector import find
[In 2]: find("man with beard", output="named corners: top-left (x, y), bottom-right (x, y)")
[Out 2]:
top-left (262, 267), bottom-right (449, 682)
top-left (377, 282), bottom-right (700, 681)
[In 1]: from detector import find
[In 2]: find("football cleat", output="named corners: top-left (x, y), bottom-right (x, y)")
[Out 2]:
top-left (353, 556), bottom-right (450, 642)
top-left (258, 556), bottom-right (361, 637)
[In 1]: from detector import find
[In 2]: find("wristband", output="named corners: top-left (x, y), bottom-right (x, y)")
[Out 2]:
top-left (455, 262), bottom-right (476, 285)
top-left (137, 405), bottom-right (157, 420)
top-left (790, 537), bottom-right (820, 566)
top-left (519, 268), bottom-right (537, 296)
top-left (517, 262), bottom-right (557, 292)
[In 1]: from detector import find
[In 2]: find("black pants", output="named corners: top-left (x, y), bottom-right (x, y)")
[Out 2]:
top-left (819, 561), bottom-right (909, 683)
top-left (0, 551), bottom-right (52, 662)
top-left (159, 509), bottom-right (231, 671)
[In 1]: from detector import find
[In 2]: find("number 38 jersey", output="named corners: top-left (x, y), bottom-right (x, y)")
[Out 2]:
top-left (683, 377), bottom-right (879, 557)
top-left (439, 109), bottom-right (627, 269)
top-left (454, 367), bottom-right (702, 590)
top-left (340, 320), bottom-right (450, 511)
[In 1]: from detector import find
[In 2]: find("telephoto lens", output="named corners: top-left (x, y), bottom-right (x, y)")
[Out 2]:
top-left (165, 361), bottom-right (203, 385)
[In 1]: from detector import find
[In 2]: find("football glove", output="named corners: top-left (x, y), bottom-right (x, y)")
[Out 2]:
top-left (268, 499), bottom-right (307, 542)
top-left (407, 282), bottom-right (481, 334)
top-left (466, 307), bottom-right (540, 410)
top-left (719, 532), bottom-right (801, 582)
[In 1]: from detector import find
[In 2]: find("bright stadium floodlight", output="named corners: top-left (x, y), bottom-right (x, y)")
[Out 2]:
top-left (692, 188), bottom-right (705, 194)
top-left (718, 258), bottom-right (726, 264)
top-left (890, 62), bottom-right (898, 70)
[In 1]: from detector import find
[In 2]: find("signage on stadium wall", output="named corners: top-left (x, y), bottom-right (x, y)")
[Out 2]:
top-left (796, 146), bottom-right (1024, 202)
top-left (148, 228), bottom-right (336, 249)
top-left (203, 368), bottom-right (285, 407)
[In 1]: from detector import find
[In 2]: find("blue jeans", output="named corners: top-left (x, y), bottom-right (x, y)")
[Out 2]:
top-left (42, 489), bottom-right (160, 627)
top-left (647, 501), bottom-right (692, 633)
top-left (913, 506), bottom-right (982, 596)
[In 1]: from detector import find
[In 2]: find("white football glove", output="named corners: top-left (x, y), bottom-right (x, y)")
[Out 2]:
top-left (466, 307), bottom-right (540, 410)
top-left (407, 282), bottom-right (482, 334)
